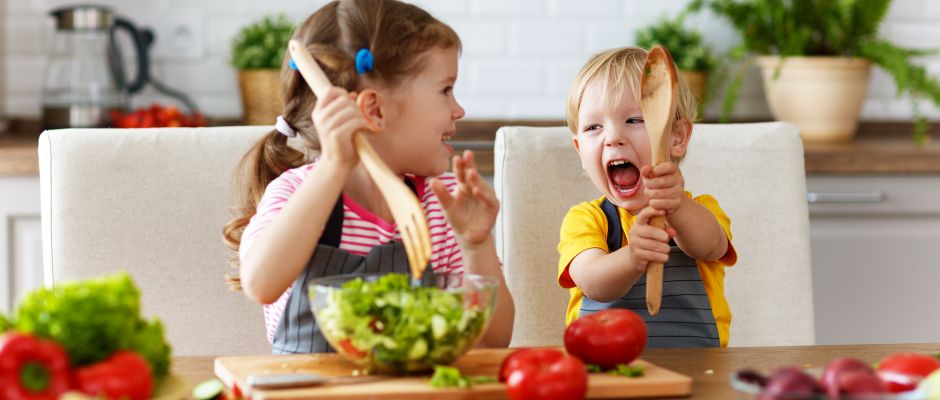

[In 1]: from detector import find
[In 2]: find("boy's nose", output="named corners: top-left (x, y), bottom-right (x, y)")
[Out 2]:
top-left (604, 130), bottom-right (626, 147)
top-left (452, 102), bottom-right (465, 120)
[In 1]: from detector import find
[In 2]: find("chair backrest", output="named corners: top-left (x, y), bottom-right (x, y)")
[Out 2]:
top-left (494, 122), bottom-right (814, 347)
top-left (39, 126), bottom-right (273, 356)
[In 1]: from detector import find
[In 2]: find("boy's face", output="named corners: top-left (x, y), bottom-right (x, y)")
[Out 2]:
top-left (572, 79), bottom-right (652, 213)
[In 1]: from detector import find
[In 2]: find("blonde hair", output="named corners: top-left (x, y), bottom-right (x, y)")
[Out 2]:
top-left (565, 47), bottom-right (697, 135)
top-left (223, 0), bottom-right (461, 288)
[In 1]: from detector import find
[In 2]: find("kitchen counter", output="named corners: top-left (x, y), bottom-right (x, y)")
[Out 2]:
top-left (2, 120), bottom-right (939, 176)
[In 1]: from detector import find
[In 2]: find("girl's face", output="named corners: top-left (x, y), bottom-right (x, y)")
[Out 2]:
top-left (373, 46), bottom-right (465, 177)
top-left (573, 78), bottom-right (652, 213)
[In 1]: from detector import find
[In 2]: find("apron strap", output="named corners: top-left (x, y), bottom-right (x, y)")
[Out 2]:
top-left (319, 196), bottom-right (344, 247)
top-left (600, 198), bottom-right (623, 251)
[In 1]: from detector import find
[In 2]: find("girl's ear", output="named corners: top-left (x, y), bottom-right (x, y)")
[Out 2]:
top-left (356, 88), bottom-right (384, 132)
top-left (571, 136), bottom-right (581, 155)
top-left (669, 117), bottom-right (693, 159)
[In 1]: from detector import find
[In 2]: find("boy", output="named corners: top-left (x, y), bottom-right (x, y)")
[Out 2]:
top-left (558, 47), bottom-right (737, 348)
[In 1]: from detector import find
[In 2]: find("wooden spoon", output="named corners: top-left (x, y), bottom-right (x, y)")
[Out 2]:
top-left (639, 45), bottom-right (679, 316)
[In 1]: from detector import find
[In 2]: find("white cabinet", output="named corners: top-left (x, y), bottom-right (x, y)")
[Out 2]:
top-left (0, 176), bottom-right (42, 314)
top-left (808, 175), bottom-right (940, 345)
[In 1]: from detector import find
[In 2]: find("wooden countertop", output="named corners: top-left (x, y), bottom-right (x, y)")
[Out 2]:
top-left (2, 120), bottom-right (939, 177)
top-left (172, 342), bottom-right (940, 399)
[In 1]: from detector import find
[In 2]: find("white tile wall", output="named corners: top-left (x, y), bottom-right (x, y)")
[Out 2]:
top-left (2, 0), bottom-right (939, 121)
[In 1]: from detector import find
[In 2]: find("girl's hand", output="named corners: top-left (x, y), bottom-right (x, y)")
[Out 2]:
top-left (642, 162), bottom-right (685, 214)
top-left (627, 207), bottom-right (677, 272)
top-left (311, 87), bottom-right (367, 168)
top-left (430, 150), bottom-right (499, 249)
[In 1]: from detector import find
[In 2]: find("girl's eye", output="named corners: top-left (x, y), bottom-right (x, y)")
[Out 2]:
top-left (582, 124), bottom-right (601, 133)
top-left (442, 86), bottom-right (453, 95)
top-left (626, 118), bottom-right (644, 124)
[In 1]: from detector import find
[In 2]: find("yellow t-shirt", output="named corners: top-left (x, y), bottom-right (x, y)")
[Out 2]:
top-left (557, 193), bottom-right (738, 347)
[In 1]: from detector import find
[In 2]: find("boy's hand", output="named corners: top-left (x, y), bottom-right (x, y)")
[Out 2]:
top-left (430, 150), bottom-right (500, 249)
top-left (642, 162), bottom-right (685, 214)
top-left (311, 87), bottom-right (366, 168)
top-left (627, 207), bottom-right (677, 272)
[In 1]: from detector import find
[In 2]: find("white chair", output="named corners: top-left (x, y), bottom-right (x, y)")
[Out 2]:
top-left (494, 122), bottom-right (814, 347)
top-left (39, 126), bottom-right (273, 356)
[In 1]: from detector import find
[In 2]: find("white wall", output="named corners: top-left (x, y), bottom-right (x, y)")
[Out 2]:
top-left (3, 0), bottom-right (939, 121)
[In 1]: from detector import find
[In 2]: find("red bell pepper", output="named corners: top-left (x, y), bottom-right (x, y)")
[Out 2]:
top-left (0, 332), bottom-right (71, 400)
top-left (73, 350), bottom-right (154, 400)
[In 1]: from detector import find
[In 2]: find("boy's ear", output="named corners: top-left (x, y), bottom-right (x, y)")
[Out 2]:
top-left (669, 118), bottom-right (693, 159)
top-left (571, 136), bottom-right (581, 155)
top-left (356, 89), bottom-right (383, 132)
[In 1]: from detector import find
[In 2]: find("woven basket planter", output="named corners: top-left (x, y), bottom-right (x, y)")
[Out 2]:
top-left (237, 69), bottom-right (284, 126)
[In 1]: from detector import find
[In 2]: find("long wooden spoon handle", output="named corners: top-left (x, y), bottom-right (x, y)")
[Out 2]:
top-left (646, 215), bottom-right (666, 315)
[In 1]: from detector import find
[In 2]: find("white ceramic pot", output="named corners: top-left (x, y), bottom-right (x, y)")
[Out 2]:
top-left (755, 56), bottom-right (872, 144)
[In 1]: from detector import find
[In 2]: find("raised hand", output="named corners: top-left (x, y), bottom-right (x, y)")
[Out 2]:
top-left (642, 161), bottom-right (685, 215)
top-left (430, 150), bottom-right (500, 249)
top-left (311, 87), bottom-right (367, 169)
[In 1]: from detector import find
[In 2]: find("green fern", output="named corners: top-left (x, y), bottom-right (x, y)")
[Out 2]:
top-left (692, 0), bottom-right (940, 143)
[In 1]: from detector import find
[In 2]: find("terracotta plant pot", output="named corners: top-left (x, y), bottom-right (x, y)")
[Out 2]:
top-left (755, 56), bottom-right (872, 144)
top-left (679, 70), bottom-right (708, 106)
top-left (237, 69), bottom-right (284, 126)
top-left (679, 70), bottom-right (708, 118)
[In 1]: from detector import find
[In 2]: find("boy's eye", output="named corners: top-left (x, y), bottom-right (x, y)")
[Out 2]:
top-left (582, 124), bottom-right (601, 133)
top-left (442, 86), bottom-right (453, 95)
top-left (626, 118), bottom-right (644, 124)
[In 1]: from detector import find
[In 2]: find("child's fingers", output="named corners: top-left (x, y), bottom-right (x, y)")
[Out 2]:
top-left (430, 178), bottom-right (455, 209)
top-left (462, 150), bottom-right (476, 172)
top-left (634, 206), bottom-right (665, 226)
top-left (452, 154), bottom-right (466, 183)
top-left (640, 165), bottom-right (654, 179)
top-left (632, 247), bottom-right (670, 264)
top-left (467, 169), bottom-right (499, 209)
top-left (653, 161), bottom-right (677, 176)
top-left (635, 225), bottom-right (671, 245)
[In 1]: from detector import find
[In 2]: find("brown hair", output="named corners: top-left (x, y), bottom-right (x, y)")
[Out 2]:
top-left (565, 47), bottom-right (697, 137)
top-left (223, 0), bottom-right (460, 288)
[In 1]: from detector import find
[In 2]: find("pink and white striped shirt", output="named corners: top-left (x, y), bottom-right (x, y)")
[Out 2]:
top-left (239, 163), bottom-right (465, 343)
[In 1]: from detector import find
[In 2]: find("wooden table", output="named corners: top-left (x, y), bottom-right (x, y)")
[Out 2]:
top-left (172, 343), bottom-right (940, 399)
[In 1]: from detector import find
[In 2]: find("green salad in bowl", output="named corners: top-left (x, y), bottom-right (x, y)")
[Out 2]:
top-left (309, 272), bottom-right (497, 374)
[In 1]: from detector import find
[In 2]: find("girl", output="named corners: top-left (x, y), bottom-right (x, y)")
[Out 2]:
top-left (223, 0), bottom-right (514, 354)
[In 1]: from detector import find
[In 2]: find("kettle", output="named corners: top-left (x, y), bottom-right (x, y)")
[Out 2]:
top-left (42, 5), bottom-right (197, 129)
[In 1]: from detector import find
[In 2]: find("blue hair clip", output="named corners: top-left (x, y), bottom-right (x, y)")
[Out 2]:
top-left (289, 58), bottom-right (298, 71)
top-left (355, 48), bottom-right (374, 74)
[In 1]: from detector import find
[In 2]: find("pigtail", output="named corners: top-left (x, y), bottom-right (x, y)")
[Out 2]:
top-left (223, 129), bottom-right (306, 290)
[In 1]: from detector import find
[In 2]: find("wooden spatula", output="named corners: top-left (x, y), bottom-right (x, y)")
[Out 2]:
top-left (639, 45), bottom-right (679, 316)
top-left (287, 40), bottom-right (432, 281)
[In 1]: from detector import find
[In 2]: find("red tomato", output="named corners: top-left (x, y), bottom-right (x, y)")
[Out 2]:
top-left (564, 309), bottom-right (647, 369)
top-left (877, 353), bottom-right (940, 393)
top-left (501, 348), bottom-right (588, 400)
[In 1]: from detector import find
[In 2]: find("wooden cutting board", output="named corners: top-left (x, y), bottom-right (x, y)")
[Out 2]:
top-left (214, 348), bottom-right (692, 399)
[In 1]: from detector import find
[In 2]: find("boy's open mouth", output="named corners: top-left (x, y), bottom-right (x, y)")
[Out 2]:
top-left (607, 160), bottom-right (641, 196)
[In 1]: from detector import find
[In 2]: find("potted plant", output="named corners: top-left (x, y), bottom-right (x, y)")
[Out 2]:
top-left (691, 0), bottom-right (940, 144)
top-left (635, 14), bottom-right (718, 119)
top-left (231, 15), bottom-right (295, 125)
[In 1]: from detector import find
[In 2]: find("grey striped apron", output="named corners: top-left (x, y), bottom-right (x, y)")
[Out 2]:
top-left (271, 193), bottom-right (435, 354)
top-left (578, 198), bottom-right (720, 348)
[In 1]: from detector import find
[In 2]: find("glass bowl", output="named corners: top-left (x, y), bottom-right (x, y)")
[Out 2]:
top-left (308, 272), bottom-right (497, 374)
